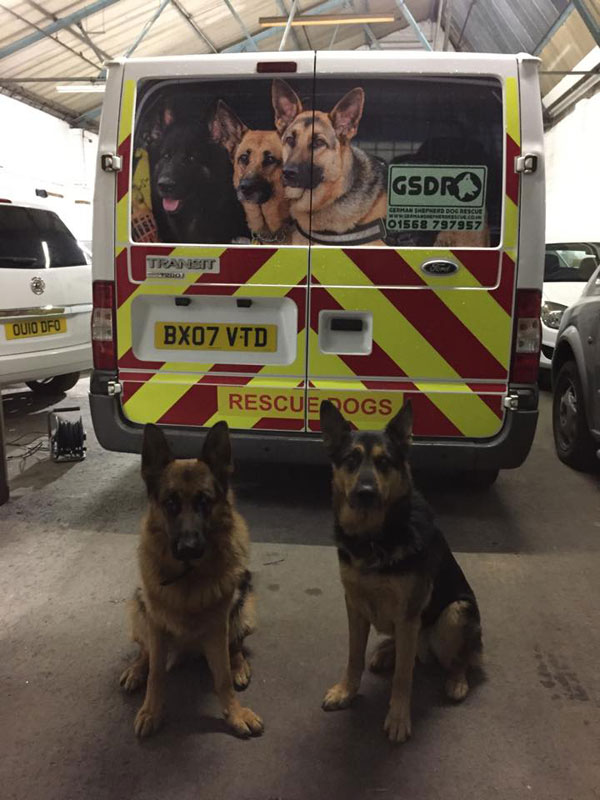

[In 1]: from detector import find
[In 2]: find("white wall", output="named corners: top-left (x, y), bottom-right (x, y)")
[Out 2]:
top-left (545, 90), bottom-right (600, 243)
top-left (0, 94), bottom-right (98, 245)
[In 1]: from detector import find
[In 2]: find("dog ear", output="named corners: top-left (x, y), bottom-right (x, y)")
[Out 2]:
top-left (272, 79), bottom-right (303, 136)
top-left (385, 400), bottom-right (413, 454)
top-left (201, 420), bottom-right (233, 491)
top-left (142, 424), bottom-right (173, 496)
top-left (329, 88), bottom-right (365, 142)
top-left (209, 100), bottom-right (248, 160)
top-left (148, 104), bottom-right (175, 144)
top-left (320, 401), bottom-right (352, 461)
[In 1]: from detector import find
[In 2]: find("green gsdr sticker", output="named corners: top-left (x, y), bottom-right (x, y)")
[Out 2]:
top-left (386, 164), bottom-right (487, 234)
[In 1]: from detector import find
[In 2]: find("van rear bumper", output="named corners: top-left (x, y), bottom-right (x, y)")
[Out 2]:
top-left (89, 380), bottom-right (538, 470)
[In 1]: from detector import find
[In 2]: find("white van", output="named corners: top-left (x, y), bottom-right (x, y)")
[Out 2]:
top-left (0, 200), bottom-right (92, 393)
top-left (90, 51), bottom-right (545, 483)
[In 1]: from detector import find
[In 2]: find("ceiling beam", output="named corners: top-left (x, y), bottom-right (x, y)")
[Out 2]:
top-left (123, 0), bottom-right (171, 58)
top-left (170, 0), bottom-right (218, 52)
top-left (0, 0), bottom-right (121, 60)
top-left (24, 0), bottom-right (112, 62)
top-left (394, 0), bottom-right (432, 50)
top-left (222, 0), bottom-right (259, 51)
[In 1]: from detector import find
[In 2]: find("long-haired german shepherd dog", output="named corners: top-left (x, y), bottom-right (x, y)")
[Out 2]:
top-left (119, 421), bottom-right (263, 739)
top-left (209, 100), bottom-right (292, 244)
top-left (319, 400), bottom-right (482, 744)
top-left (272, 79), bottom-right (387, 246)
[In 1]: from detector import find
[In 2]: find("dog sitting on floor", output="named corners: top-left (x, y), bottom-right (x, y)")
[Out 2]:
top-left (319, 400), bottom-right (482, 743)
top-left (119, 421), bottom-right (263, 739)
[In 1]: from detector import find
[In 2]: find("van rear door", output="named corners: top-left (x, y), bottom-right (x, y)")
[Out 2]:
top-left (114, 54), bottom-right (315, 433)
top-left (306, 52), bottom-right (519, 441)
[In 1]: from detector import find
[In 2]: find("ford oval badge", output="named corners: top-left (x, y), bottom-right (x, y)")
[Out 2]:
top-left (421, 260), bottom-right (459, 276)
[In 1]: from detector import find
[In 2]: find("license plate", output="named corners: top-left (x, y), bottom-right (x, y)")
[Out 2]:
top-left (154, 322), bottom-right (277, 352)
top-left (4, 316), bottom-right (67, 340)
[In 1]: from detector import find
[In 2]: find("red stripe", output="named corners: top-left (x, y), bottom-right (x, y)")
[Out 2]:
top-left (489, 254), bottom-right (516, 315)
top-left (118, 348), bottom-right (164, 370)
top-left (380, 287), bottom-right (507, 379)
top-left (117, 135), bottom-right (131, 203)
top-left (505, 134), bottom-right (520, 206)
top-left (158, 384), bottom-right (218, 426)
top-left (448, 249), bottom-right (501, 287)
top-left (410, 391), bottom-right (463, 437)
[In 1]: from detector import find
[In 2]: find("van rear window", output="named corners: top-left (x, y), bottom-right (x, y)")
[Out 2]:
top-left (0, 206), bottom-right (86, 268)
top-left (131, 75), bottom-right (502, 248)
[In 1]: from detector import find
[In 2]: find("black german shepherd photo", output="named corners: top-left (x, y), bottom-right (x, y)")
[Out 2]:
top-left (149, 109), bottom-right (249, 244)
top-left (319, 400), bottom-right (483, 743)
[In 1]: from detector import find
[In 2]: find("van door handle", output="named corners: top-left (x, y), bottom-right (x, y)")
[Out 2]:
top-left (330, 317), bottom-right (364, 332)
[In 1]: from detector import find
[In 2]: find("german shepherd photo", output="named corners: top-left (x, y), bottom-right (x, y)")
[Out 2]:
top-left (272, 79), bottom-right (387, 246)
top-left (209, 99), bottom-right (293, 244)
top-left (119, 421), bottom-right (263, 739)
top-left (149, 107), bottom-right (249, 244)
top-left (319, 400), bottom-right (482, 743)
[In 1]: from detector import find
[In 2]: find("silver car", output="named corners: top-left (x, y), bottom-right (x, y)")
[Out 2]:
top-left (552, 265), bottom-right (600, 470)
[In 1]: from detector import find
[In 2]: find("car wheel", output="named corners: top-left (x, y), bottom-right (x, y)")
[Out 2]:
top-left (461, 469), bottom-right (499, 490)
top-left (26, 372), bottom-right (80, 395)
top-left (552, 361), bottom-right (597, 471)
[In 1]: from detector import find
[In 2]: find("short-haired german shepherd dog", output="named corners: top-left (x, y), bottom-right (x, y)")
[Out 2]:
top-left (272, 79), bottom-right (387, 246)
top-left (119, 421), bottom-right (263, 739)
top-left (209, 100), bottom-right (292, 244)
top-left (319, 400), bottom-right (482, 744)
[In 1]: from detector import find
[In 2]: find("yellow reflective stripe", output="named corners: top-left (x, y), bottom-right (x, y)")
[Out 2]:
top-left (414, 382), bottom-right (502, 437)
top-left (399, 251), bottom-right (511, 369)
top-left (505, 76), bottom-right (520, 147)
top-left (118, 79), bottom-right (136, 147)
top-left (503, 196), bottom-right (518, 253)
top-left (123, 372), bottom-right (199, 423)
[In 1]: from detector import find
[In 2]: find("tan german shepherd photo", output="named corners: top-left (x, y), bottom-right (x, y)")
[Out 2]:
top-left (210, 99), bottom-right (292, 244)
top-left (119, 421), bottom-right (263, 739)
top-left (272, 79), bottom-right (387, 246)
top-left (319, 400), bottom-right (483, 743)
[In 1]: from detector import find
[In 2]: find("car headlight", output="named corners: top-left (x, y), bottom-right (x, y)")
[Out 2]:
top-left (541, 300), bottom-right (567, 329)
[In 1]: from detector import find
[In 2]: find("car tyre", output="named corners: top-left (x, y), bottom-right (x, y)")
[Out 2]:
top-left (552, 360), bottom-right (597, 471)
top-left (26, 372), bottom-right (80, 395)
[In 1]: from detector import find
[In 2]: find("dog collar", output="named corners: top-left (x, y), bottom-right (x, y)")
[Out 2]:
top-left (251, 219), bottom-right (293, 245)
top-left (295, 218), bottom-right (387, 246)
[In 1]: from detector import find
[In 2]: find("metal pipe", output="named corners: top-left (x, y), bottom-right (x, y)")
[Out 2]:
top-left (0, 0), bottom-right (121, 60)
top-left (279, 0), bottom-right (299, 51)
top-left (0, 77), bottom-right (106, 83)
top-left (223, 0), bottom-right (258, 51)
top-left (394, 0), bottom-right (432, 50)
top-left (24, 0), bottom-right (112, 62)
top-left (276, 0), bottom-right (302, 49)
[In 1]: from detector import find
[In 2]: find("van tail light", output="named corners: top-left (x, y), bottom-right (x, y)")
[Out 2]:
top-left (510, 289), bottom-right (541, 384)
top-left (92, 280), bottom-right (116, 370)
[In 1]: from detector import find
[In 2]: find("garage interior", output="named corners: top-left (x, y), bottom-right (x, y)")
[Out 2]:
top-left (2, 2), bottom-right (600, 799)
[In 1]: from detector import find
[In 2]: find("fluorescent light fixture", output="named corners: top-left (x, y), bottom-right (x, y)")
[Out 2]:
top-left (56, 84), bottom-right (105, 94)
top-left (259, 13), bottom-right (395, 27)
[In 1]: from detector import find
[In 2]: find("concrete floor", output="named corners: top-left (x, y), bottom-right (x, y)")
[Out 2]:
top-left (1, 378), bottom-right (599, 800)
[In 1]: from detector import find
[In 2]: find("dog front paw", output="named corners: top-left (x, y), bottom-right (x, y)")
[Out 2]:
top-left (134, 706), bottom-right (162, 738)
top-left (384, 707), bottom-right (411, 744)
top-left (120, 665), bottom-right (145, 693)
top-left (321, 683), bottom-right (356, 711)
top-left (226, 706), bottom-right (264, 738)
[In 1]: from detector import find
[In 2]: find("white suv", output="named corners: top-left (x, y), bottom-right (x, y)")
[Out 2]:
top-left (0, 200), bottom-right (92, 393)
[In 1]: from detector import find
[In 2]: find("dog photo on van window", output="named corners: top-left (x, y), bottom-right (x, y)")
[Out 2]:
top-left (131, 77), bottom-right (502, 248)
